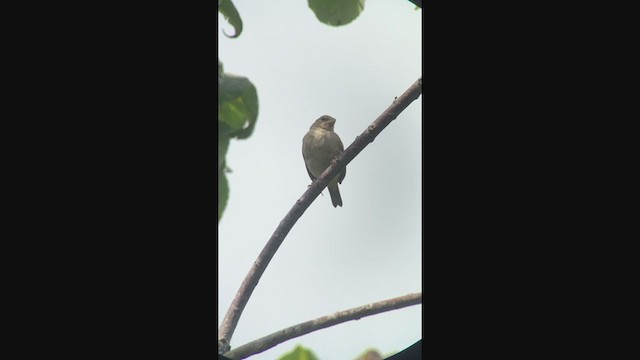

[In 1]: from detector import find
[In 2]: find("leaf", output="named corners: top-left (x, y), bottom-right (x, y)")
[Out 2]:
top-left (219, 0), bottom-right (243, 38)
top-left (276, 345), bottom-right (320, 360)
top-left (218, 123), bottom-right (230, 172)
top-left (217, 60), bottom-right (259, 223)
top-left (308, 0), bottom-right (366, 27)
top-left (218, 120), bottom-right (231, 223)
top-left (355, 349), bottom-right (384, 360)
top-left (218, 73), bottom-right (259, 139)
top-left (218, 169), bottom-right (229, 223)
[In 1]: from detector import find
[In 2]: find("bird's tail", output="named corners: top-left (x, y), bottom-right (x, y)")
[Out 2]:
top-left (328, 184), bottom-right (342, 207)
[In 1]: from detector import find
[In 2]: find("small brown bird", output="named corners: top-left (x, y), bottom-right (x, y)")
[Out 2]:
top-left (302, 115), bottom-right (346, 207)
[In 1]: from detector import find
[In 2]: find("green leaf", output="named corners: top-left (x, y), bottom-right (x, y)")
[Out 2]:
top-left (218, 73), bottom-right (259, 139)
top-left (217, 60), bottom-right (259, 223)
top-left (219, 0), bottom-right (243, 38)
top-left (355, 348), bottom-right (385, 360)
top-left (277, 345), bottom-right (320, 360)
top-left (218, 169), bottom-right (229, 223)
top-left (218, 123), bottom-right (230, 172)
top-left (218, 120), bottom-right (231, 223)
top-left (308, 0), bottom-right (366, 27)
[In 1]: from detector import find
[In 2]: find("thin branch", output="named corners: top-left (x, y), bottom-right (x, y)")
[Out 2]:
top-left (218, 78), bottom-right (423, 353)
top-left (224, 293), bottom-right (422, 359)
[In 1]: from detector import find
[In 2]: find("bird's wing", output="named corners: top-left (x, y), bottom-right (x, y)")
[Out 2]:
top-left (302, 153), bottom-right (317, 181)
top-left (337, 138), bottom-right (346, 184)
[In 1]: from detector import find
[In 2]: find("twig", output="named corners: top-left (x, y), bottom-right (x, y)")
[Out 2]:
top-left (224, 293), bottom-right (422, 359)
top-left (218, 78), bottom-right (422, 353)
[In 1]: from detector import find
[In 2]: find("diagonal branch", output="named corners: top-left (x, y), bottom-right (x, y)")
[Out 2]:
top-left (218, 78), bottom-right (422, 353)
top-left (407, 0), bottom-right (422, 9)
top-left (224, 293), bottom-right (422, 359)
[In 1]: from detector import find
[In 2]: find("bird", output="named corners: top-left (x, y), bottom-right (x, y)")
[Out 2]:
top-left (302, 115), bottom-right (346, 207)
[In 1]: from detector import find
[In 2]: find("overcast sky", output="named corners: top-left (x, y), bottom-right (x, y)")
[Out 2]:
top-left (218, 1), bottom-right (422, 358)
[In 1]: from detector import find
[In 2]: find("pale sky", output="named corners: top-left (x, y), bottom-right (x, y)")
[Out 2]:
top-left (218, 1), bottom-right (422, 358)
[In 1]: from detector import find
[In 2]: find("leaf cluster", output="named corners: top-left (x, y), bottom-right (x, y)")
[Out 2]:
top-left (218, 60), bottom-right (258, 222)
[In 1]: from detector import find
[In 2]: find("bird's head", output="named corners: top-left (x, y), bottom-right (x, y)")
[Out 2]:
top-left (311, 115), bottom-right (336, 131)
